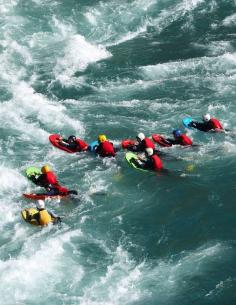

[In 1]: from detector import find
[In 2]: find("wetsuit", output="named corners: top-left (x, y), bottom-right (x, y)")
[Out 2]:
top-left (166, 134), bottom-right (193, 146)
top-left (133, 154), bottom-right (163, 171)
top-left (190, 118), bottom-right (223, 132)
top-left (96, 141), bottom-right (116, 157)
top-left (35, 171), bottom-right (58, 187)
top-left (34, 172), bottom-right (69, 195)
top-left (60, 138), bottom-right (88, 151)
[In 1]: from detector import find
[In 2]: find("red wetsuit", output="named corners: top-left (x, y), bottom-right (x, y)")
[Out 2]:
top-left (96, 141), bottom-right (116, 157)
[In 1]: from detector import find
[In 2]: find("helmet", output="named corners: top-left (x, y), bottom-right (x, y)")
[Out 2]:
top-left (203, 114), bottom-right (211, 122)
top-left (145, 147), bottom-right (153, 156)
top-left (98, 134), bottom-right (107, 143)
top-left (173, 129), bottom-right (182, 138)
top-left (41, 165), bottom-right (50, 174)
top-left (68, 135), bottom-right (76, 142)
top-left (37, 200), bottom-right (45, 209)
top-left (137, 132), bottom-right (145, 141)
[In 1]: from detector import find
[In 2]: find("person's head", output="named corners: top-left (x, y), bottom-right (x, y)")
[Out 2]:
top-left (98, 134), bottom-right (107, 143)
top-left (136, 132), bottom-right (145, 142)
top-left (37, 200), bottom-right (45, 210)
top-left (68, 135), bottom-right (76, 143)
top-left (202, 114), bottom-right (211, 122)
top-left (41, 165), bottom-right (51, 174)
top-left (173, 129), bottom-right (182, 138)
top-left (145, 147), bottom-right (153, 157)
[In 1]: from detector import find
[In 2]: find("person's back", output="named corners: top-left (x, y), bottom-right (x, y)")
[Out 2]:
top-left (26, 200), bottom-right (52, 226)
top-left (75, 138), bottom-right (88, 151)
top-left (36, 165), bottom-right (58, 187)
top-left (132, 132), bottom-right (155, 152)
top-left (38, 208), bottom-right (52, 226)
top-left (190, 114), bottom-right (223, 132)
top-left (144, 148), bottom-right (163, 171)
top-left (96, 134), bottom-right (116, 157)
top-left (167, 129), bottom-right (192, 146)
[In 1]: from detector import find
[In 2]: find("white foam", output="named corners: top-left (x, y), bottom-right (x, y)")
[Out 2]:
top-left (54, 34), bottom-right (111, 86)
top-left (0, 0), bottom-right (18, 14)
top-left (76, 246), bottom-right (145, 305)
top-left (0, 165), bottom-right (27, 194)
top-left (0, 82), bottom-right (85, 141)
top-left (0, 229), bottom-right (84, 304)
top-left (222, 13), bottom-right (236, 27)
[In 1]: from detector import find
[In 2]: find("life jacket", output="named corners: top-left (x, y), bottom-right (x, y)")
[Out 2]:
top-left (210, 118), bottom-right (223, 130)
top-left (179, 134), bottom-right (193, 146)
top-left (75, 138), bottom-right (88, 151)
top-left (142, 138), bottom-right (155, 149)
top-left (98, 141), bottom-right (116, 157)
top-left (41, 172), bottom-right (58, 186)
top-left (151, 155), bottom-right (163, 171)
top-left (38, 209), bottom-right (52, 226)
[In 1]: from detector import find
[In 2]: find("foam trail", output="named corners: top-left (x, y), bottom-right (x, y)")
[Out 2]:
top-left (54, 34), bottom-right (111, 86)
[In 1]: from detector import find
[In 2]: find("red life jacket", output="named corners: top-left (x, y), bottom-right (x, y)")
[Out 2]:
top-left (99, 141), bottom-right (116, 157)
top-left (151, 155), bottom-right (163, 170)
top-left (179, 134), bottom-right (193, 146)
top-left (143, 138), bottom-right (155, 149)
top-left (44, 172), bottom-right (58, 185)
top-left (75, 138), bottom-right (88, 151)
top-left (210, 118), bottom-right (223, 130)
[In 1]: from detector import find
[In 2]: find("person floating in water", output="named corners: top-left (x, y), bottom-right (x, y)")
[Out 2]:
top-left (57, 135), bottom-right (88, 152)
top-left (131, 148), bottom-right (163, 171)
top-left (32, 165), bottom-right (77, 196)
top-left (25, 200), bottom-right (60, 226)
top-left (129, 132), bottom-right (156, 152)
top-left (166, 129), bottom-right (193, 146)
top-left (189, 114), bottom-right (223, 132)
top-left (95, 134), bottom-right (116, 157)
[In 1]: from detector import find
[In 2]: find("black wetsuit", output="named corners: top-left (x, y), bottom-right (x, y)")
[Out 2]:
top-left (166, 138), bottom-right (182, 145)
top-left (189, 121), bottom-right (215, 132)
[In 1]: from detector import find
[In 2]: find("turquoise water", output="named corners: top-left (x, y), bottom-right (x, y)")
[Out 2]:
top-left (0, 0), bottom-right (236, 304)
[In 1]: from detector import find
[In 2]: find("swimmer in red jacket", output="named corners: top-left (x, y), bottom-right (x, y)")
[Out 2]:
top-left (189, 114), bottom-right (223, 132)
top-left (57, 135), bottom-right (88, 152)
top-left (129, 132), bottom-right (155, 152)
top-left (95, 134), bottom-right (116, 157)
top-left (166, 129), bottom-right (193, 146)
top-left (131, 148), bottom-right (163, 171)
top-left (32, 165), bottom-right (77, 196)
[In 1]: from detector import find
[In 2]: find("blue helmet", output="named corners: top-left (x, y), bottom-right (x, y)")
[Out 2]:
top-left (173, 129), bottom-right (182, 138)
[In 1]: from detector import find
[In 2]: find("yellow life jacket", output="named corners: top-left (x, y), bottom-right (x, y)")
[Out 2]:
top-left (39, 209), bottom-right (52, 226)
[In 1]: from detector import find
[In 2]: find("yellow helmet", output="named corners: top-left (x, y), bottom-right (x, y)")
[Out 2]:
top-left (41, 165), bottom-right (51, 174)
top-left (98, 134), bottom-right (107, 143)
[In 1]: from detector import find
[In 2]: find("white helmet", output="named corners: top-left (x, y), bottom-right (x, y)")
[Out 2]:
top-left (203, 114), bottom-right (211, 122)
top-left (145, 147), bottom-right (153, 156)
top-left (137, 132), bottom-right (145, 141)
top-left (37, 200), bottom-right (45, 209)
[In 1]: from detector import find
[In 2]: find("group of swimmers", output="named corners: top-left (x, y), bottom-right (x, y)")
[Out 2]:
top-left (24, 113), bottom-right (224, 226)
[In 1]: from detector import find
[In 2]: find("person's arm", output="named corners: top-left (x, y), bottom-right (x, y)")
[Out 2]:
top-left (49, 211), bottom-right (62, 224)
